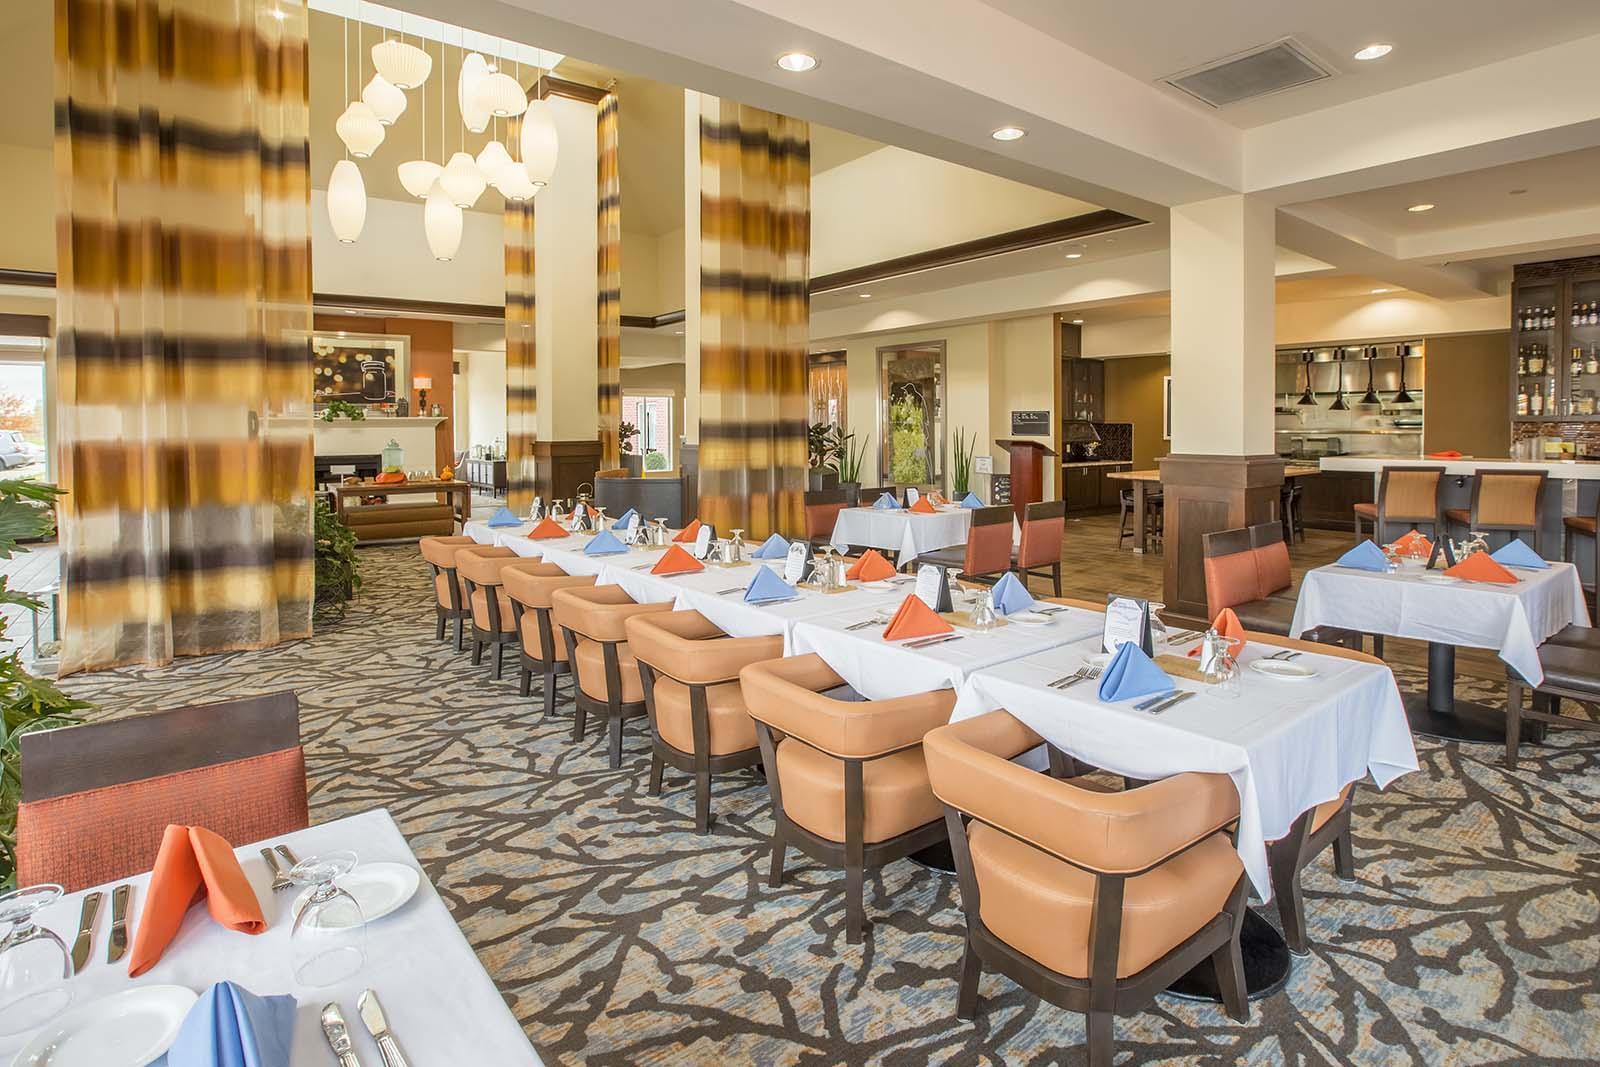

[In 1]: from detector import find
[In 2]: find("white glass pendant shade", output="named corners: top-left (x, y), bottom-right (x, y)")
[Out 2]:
top-left (440, 151), bottom-right (485, 208)
top-left (327, 160), bottom-right (366, 243)
top-left (362, 74), bottom-right (406, 126)
top-left (472, 71), bottom-right (528, 118)
top-left (371, 39), bottom-right (431, 90)
top-left (335, 101), bottom-right (384, 158)
top-left (457, 52), bottom-right (491, 134)
top-left (397, 159), bottom-right (442, 199)
top-left (476, 139), bottom-right (515, 189)
top-left (497, 168), bottom-right (538, 202)
top-left (519, 99), bottom-right (559, 186)
top-left (424, 182), bottom-right (463, 261)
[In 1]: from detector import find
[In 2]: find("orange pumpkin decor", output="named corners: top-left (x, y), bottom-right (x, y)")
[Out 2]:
top-left (374, 471), bottom-right (407, 485)
top-left (439, 466), bottom-right (454, 481)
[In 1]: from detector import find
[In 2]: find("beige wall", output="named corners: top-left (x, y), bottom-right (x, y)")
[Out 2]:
top-left (535, 96), bottom-right (600, 444)
top-left (456, 349), bottom-right (507, 454)
top-left (1423, 332), bottom-right (1511, 457)
top-left (311, 192), bottom-right (504, 306)
top-left (0, 146), bottom-right (53, 272)
top-left (1103, 355), bottom-right (1171, 471)
top-left (621, 361), bottom-right (687, 446)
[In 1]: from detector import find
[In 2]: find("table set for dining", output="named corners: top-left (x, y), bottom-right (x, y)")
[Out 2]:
top-left (826, 500), bottom-right (976, 567)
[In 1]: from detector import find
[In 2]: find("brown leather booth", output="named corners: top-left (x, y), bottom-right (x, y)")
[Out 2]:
top-left (345, 501), bottom-right (456, 542)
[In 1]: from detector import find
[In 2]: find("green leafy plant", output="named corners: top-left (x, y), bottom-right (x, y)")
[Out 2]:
top-left (319, 400), bottom-right (366, 423)
top-left (951, 427), bottom-right (977, 497)
top-left (643, 450), bottom-right (669, 471)
top-left (618, 421), bottom-right (640, 457)
top-left (807, 423), bottom-right (843, 472)
top-left (313, 497), bottom-right (362, 623)
top-left (838, 431), bottom-right (870, 484)
top-left (888, 396), bottom-right (930, 485)
top-left (0, 479), bottom-right (90, 889)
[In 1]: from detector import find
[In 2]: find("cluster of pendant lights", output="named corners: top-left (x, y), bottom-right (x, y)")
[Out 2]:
top-left (327, 16), bottom-right (560, 262)
top-left (1295, 345), bottom-right (1415, 408)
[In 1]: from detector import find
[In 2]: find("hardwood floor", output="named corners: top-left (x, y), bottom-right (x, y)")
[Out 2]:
top-left (1046, 510), bottom-right (1509, 684)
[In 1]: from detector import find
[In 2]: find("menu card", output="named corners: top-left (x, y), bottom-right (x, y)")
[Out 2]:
top-left (915, 564), bottom-right (954, 612)
top-left (1102, 594), bottom-right (1152, 655)
top-left (784, 543), bottom-right (810, 584)
top-left (692, 523), bottom-right (714, 559)
top-left (904, 486), bottom-right (920, 507)
top-left (529, 495), bottom-right (544, 521)
top-left (1426, 538), bottom-right (1457, 570)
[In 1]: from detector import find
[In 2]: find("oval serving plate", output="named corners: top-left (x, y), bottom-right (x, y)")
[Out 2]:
top-left (13, 985), bottom-right (197, 1067)
top-left (1004, 610), bottom-right (1053, 625)
top-left (1249, 658), bottom-right (1317, 680)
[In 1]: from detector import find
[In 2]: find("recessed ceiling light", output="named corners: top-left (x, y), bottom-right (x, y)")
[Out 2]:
top-left (1071, 319), bottom-right (1084, 325)
top-left (269, 6), bottom-right (286, 17)
top-left (1353, 43), bottom-right (1393, 61)
top-left (1064, 251), bottom-right (1083, 260)
top-left (775, 52), bottom-right (818, 73)
top-left (1370, 288), bottom-right (1392, 295)
top-left (858, 293), bottom-right (872, 299)
top-left (990, 126), bottom-right (1026, 142)
top-left (1407, 203), bottom-right (1434, 213)
top-left (673, 330), bottom-right (684, 335)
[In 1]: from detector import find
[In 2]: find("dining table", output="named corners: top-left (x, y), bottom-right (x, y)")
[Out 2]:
top-left (1, 808), bottom-right (543, 1066)
top-left (828, 503), bottom-right (973, 568)
top-left (1107, 465), bottom-right (1320, 555)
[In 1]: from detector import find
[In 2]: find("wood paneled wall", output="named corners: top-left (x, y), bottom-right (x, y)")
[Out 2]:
top-left (1422, 332), bottom-right (1511, 458)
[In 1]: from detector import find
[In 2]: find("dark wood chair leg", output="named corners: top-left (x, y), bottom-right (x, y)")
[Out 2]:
top-left (607, 709), bottom-right (625, 768)
top-left (543, 666), bottom-right (560, 717)
top-left (768, 836), bottom-right (786, 887)
top-left (844, 759), bottom-right (866, 944)
top-left (471, 639), bottom-right (484, 666)
top-left (955, 936), bottom-right (981, 1020)
top-left (648, 751), bottom-right (664, 795)
top-left (572, 704), bottom-right (587, 742)
top-left (1211, 881), bottom-right (1250, 1022)
top-left (1117, 492), bottom-right (1130, 547)
top-left (694, 768), bottom-right (712, 834)
top-left (518, 666), bottom-right (531, 698)
top-left (493, 641), bottom-right (506, 680)
top-left (1332, 826), bottom-right (1356, 881)
top-left (454, 616), bottom-right (465, 652)
top-left (1086, 1011), bottom-right (1116, 1067)
top-left (1268, 832), bottom-right (1309, 955)
top-left (435, 613), bottom-right (446, 641)
top-left (1052, 562), bottom-right (1062, 597)
top-left (1371, 634), bottom-right (1385, 659)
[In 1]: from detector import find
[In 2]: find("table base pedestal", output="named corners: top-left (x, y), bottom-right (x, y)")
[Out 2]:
top-left (1165, 910), bottom-right (1291, 1003)
top-left (1403, 641), bottom-right (1509, 744)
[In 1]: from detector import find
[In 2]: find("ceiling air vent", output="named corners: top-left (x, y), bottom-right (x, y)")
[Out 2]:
top-left (1162, 38), bottom-right (1333, 109)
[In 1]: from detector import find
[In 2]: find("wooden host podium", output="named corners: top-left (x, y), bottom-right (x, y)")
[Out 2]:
top-left (995, 439), bottom-right (1058, 525)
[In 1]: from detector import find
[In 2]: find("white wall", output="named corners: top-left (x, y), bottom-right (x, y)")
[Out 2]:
top-left (455, 349), bottom-right (507, 452)
top-left (534, 96), bottom-right (600, 443)
top-left (311, 191), bottom-right (503, 306)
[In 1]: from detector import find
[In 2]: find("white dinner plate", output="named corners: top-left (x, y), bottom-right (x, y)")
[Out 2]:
top-left (1004, 610), bottom-right (1053, 625)
top-left (12, 985), bottom-right (197, 1067)
top-left (1417, 572), bottom-right (1457, 583)
top-left (296, 861), bottom-right (421, 930)
top-left (1083, 651), bottom-right (1112, 668)
top-left (1250, 658), bottom-right (1317, 680)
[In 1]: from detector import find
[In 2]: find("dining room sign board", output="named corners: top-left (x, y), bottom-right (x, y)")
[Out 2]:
top-left (1010, 410), bottom-right (1050, 436)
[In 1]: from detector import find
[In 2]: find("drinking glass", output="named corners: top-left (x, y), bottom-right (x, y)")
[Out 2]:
top-left (968, 588), bottom-right (997, 632)
top-left (0, 885), bottom-right (72, 1035)
top-left (1148, 601), bottom-right (1171, 653)
top-left (288, 852), bottom-right (366, 987)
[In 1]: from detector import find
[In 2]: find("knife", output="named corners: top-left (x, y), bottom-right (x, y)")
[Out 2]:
top-left (1148, 691), bottom-right (1196, 715)
top-left (320, 1004), bottom-right (366, 1067)
top-left (106, 884), bottom-right (130, 964)
top-left (358, 990), bottom-right (411, 1067)
top-left (70, 890), bottom-right (102, 974)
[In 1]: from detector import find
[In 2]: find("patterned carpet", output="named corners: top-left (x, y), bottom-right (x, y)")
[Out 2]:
top-left (61, 545), bottom-right (1600, 1065)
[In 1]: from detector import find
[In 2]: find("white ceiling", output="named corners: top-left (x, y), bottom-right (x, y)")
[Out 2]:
top-left (981, 0), bottom-right (1600, 127)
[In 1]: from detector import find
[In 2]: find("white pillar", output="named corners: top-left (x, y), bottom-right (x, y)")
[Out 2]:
top-left (533, 95), bottom-right (600, 444)
top-left (682, 89), bottom-right (702, 447)
top-left (1168, 195), bottom-right (1276, 457)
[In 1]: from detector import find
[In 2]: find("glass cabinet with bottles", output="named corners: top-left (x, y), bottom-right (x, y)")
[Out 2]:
top-left (1511, 259), bottom-right (1600, 422)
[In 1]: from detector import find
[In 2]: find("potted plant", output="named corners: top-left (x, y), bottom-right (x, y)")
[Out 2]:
top-left (619, 421), bottom-right (643, 476)
top-left (951, 428), bottom-right (977, 498)
top-left (807, 423), bottom-right (842, 491)
top-left (313, 497), bottom-right (362, 624)
top-left (319, 399), bottom-right (366, 423)
top-left (838, 431), bottom-right (869, 505)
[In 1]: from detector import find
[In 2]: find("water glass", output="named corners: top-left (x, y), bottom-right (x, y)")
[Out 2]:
top-left (0, 885), bottom-right (73, 1035)
top-left (288, 852), bottom-right (366, 988)
top-left (1148, 601), bottom-right (1171, 653)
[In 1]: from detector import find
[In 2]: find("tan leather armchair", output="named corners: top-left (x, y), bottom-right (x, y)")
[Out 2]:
top-left (739, 654), bottom-right (954, 944)
top-left (924, 710), bottom-right (1249, 1066)
top-left (551, 585), bottom-right (674, 767)
top-left (455, 549), bottom-right (543, 680)
top-left (419, 536), bottom-right (478, 648)
top-left (503, 565), bottom-right (596, 717)
top-left (624, 611), bottom-right (783, 834)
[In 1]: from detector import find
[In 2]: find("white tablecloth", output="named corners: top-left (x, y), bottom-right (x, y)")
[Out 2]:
top-left (829, 506), bottom-right (971, 566)
top-left (791, 605), bottom-right (1104, 701)
top-left (1290, 561), bottom-right (1590, 685)
top-left (4, 809), bottom-right (542, 1066)
top-left (952, 637), bottom-right (1418, 900)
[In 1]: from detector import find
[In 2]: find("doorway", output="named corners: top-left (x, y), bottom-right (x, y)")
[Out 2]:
top-left (877, 341), bottom-right (945, 492)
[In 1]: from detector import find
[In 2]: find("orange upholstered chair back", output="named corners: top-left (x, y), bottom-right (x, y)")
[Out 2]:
top-left (1018, 501), bottom-right (1066, 569)
top-left (964, 506), bottom-right (1014, 574)
top-left (803, 489), bottom-right (849, 541)
top-left (1202, 527), bottom-right (1260, 615)
top-left (16, 692), bottom-right (308, 893)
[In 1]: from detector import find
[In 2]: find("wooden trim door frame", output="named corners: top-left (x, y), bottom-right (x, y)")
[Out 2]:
top-left (876, 340), bottom-right (947, 494)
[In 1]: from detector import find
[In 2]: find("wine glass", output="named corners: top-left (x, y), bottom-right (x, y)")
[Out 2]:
top-left (1148, 601), bottom-right (1171, 653)
top-left (288, 852), bottom-right (366, 988)
top-left (0, 885), bottom-right (72, 1035)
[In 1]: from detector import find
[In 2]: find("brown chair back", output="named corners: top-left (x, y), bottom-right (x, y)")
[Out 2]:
top-left (860, 486), bottom-right (897, 503)
top-left (16, 693), bottom-right (308, 892)
top-left (1375, 465), bottom-right (1445, 527)
top-left (1247, 522), bottom-right (1292, 597)
top-left (1470, 470), bottom-right (1547, 532)
top-left (1018, 501), bottom-right (1066, 569)
top-left (804, 488), bottom-right (849, 541)
top-left (964, 506), bottom-right (1014, 574)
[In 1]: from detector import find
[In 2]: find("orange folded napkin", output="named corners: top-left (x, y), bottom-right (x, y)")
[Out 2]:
top-left (1428, 450), bottom-right (1464, 459)
top-left (584, 503), bottom-right (600, 518)
top-left (527, 518), bottom-right (568, 539)
top-left (883, 594), bottom-right (954, 641)
top-left (845, 549), bottom-right (896, 582)
top-left (1390, 529), bottom-right (1433, 557)
top-left (908, 497), bottom-right (937, 514)
top-left (1444, 552), bottom-right (1517, 584)
top-left (673, 520), bottom-right (702, 543)
top-left (1189, 607), bottom-right (1246, 656)
top-left (128, 825), bottom-right (267, 977)
top-left (652, 544), bottom-right (705, 575)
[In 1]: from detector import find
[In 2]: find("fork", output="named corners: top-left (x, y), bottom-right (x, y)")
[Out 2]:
top-left (714, 586), bottom-right (745, 595)
top-left (1265, 649), bottom-right (1302, 661)
top-left (845, 618), bottom-right (880, 631)
top-left (262, 848), bottom-right (292, 893)
top-left (1054, 666), bottom-right (1102, 690)
top-left (1046, 667), bottom-right (1089, 687)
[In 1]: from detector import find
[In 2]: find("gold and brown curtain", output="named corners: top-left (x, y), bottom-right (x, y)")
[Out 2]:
top-left (596, 93), bottom-right (621, 470)
top-left (505, 112), bottom-right (538, 513)
top-left (54, 0), bottom-right (314, 675)
top-left (697, 99), bottom-right (810, 541)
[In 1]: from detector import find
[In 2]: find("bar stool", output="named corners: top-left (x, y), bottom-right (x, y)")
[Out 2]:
top-left (1443, 469), bottom-right (1548, 553)
top-left (1563, 494), bottom-right (1597, 615)
top-left (1116, 488), bottom-right (1162, 549)
top-left (1352, 465), bottom-right (1445, 545)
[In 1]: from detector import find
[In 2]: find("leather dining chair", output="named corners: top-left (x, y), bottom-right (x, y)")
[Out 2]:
top-left (739, 654), bottom-right (954, 943)
top-left (1444, 469), bottom-right (1549, 553)
top-left (1014, 500), bottom-right (1066, 595)
top-left (803, 488), bottom-right (850, 551)
top-left (917, 505), bottom-right (1014, 585)
top-left (420, 535), bottom-right (483, 650)
top-left (1504, 623), bottom-right (1600, 769)
top-left (457, 549), bottom-right (543, 680)
top-left (1562, 494), bottom-right (1597, 616)
top-left (1352, 465), bottom-right (1445, 545)
top-left (503, 564), bottom-right (596, 716)
top-left (552, 585), bottom-right (674, 767)
top-left (625, 611), bottom-right (784, 833)
top-left (16, 692), bottom-right (309, 893)
top-left (923, 710), bottom-right (1248, 1066)
top-left (1202, 523), bottom-right (1363, 649)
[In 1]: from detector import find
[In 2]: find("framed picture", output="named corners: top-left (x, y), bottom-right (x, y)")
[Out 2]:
top-left (1162, 375), bottom-right (1173, 441)
top-left (312, 332), bottom-right (409, 411)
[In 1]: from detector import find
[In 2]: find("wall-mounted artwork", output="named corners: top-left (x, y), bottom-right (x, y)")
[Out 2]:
top-left (312, 332), bottom-right (409, 410)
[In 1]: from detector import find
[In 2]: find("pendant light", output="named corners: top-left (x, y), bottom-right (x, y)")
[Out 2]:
top-left (476, 136), bottom-right (515, 190)
top-left (473, 68), bottom-right (528, 119)
top-left (424, 180), bottom-right (463, 261)
top-left (372, 37), bottom-right (431, 90)
top-left (1329, 349), bottom-right (1349, 410)
top-left (458, 52), bottom-right (491, 134)
top-left (335, 17), bottom-right (384, 158)
top-left (396, 37), bottom-right (437, 198)
top-left (363, 74), bottom-right (405, 126)
top-left (1393, 343), bottom-right (1416, 405)
top-left (520, 88), bottom-right (559, 186)
top-left (440, 152), bottom-right (484, 208)
top-left (1296, 349), bottom-right (1318, 406)
top-left (498, 168), bottom-right (538, 202)
top-left (1359, 346), bottom-right (1382, 406)
top-left (327, 159), bottom-right (366, 243)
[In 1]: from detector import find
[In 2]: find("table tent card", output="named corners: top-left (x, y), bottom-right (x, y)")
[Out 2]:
top-left (904, 486), bottom-right (920, 507)
top-left (529, 496), bottom-right (544, 521)
top-left (1102, 594), bottom-right (1152, 655)
top-left (784, 542), bottom-right (811, 584)
top-left (1425, 537), bottom-right (1458, 570)
top-left (915, 564), bottom-right (954, 613)
top-left (1491, 538), bottom-right (1548, 569)
top-left (691, 522), bottom-right (715, 560)
top-left (753, 533), bottom-right (791, 559)
top-left (487, 506), bottom-right (521, 528)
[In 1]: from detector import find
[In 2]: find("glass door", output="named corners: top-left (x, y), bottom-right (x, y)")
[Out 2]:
top-left (877, 342), bottom-right (945, 492)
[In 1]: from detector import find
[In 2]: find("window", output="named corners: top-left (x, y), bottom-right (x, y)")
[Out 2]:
top-left (0, 350), bottom-right (50, 482)
top-left (622, 394), bottom-right (672, 469)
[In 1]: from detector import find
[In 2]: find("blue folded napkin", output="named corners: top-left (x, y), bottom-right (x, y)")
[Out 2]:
top-left (1097, 641), bottom-right (1175, 703)
top-left (1334, 539), bottom-right (1390, 572)
top-left (745, 564), bottom-right (798, 604)
top-left (611, 508), bottom-right (639, 530)
top-left (1491, 538), bottom-right (1548, 569)
top-left (872, 492), bottom-right (901, 510)
top-left (161, 981), bottom-right (294, 1067)
top-left (487, 506), bottom-right (521, 528)
top-left (989, 572), bottom-right (1037, 616)
top-left (584, 529), bottom-right (629, 555)
top-left (752, 533), bottom-right (790, 559)
top-left (959, 492), bottom-right (983, 508)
